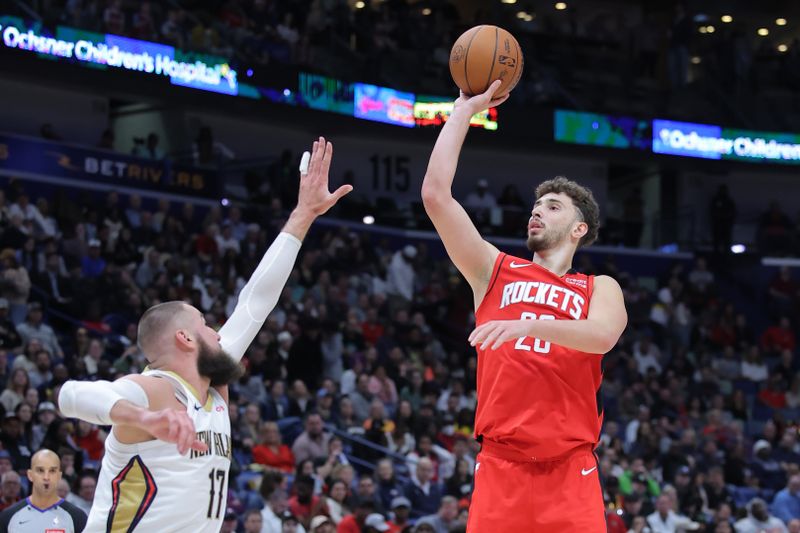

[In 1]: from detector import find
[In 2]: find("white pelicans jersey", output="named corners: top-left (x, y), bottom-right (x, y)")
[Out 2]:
top-left (84, 369), bottom-right (232, 533)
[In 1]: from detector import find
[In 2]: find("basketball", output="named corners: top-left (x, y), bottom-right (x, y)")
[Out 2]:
top-left (449, 25), bottom-right (524, 98)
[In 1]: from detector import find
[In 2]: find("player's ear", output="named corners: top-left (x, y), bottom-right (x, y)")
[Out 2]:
top-left (573, 220), bottom-right (588, 241)
top-left (175, 329), bottom-right (194, 351)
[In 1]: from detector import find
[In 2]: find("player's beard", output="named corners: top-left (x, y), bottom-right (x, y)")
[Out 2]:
top-left (526, 223), bottom-right (570, 253)
top-left (196, 337), bottom-right (244, 387)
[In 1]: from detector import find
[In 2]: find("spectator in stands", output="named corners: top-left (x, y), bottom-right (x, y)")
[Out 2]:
top-left (363, 512), bottom-right (392, 533)
top-left (752, 439), bottom-right (787, 493)
top-left (291, 412), bottom-right (331, 465)
top-left (0, 249), bottom-right (30, 325)
top-left (2, 411), bottom-right (31, 470)
top-left (288, 474), bottom-right (320, 531)
top-left (741, 346), bottom-right (768, 383)
top-left (768, 267), bottom-right (799, 319)
top-left (80, 239), bottom-right (106, 278)
top-left (0, 299), bottom-right (22, 351)
top-left (387, 496), bottom-right (412, 531)
top-left (404, 457), bottom-right (443, 518)
top-left (759, 375), bottom-right (787, 410)
top-left (416, 495), bottom-right (460, 533)
top-left (761, 317), bottom-right (796, 356)
top-left (310, 515), bottom-right (335, 533)
top-left (0, 471), bottom-right (22, 512)
top-left (193, 127), bottom-right (235, 166)
top-left (320, 479), bottom-right (349, 525)
top-left (772, 475), bottom-right (800, 524)
top-left (758, 202), bottom-right (794, 256)
top-left (0, 368), bottom-right (28, 413)
top-left (337, 499), bottom-right (376, 533)
top-left (66, 473), bottom-right (95, 515)
top-left (463, 179), bottom-right (497, 229)
top-left (735, 497), bottom-right (788, 533)
top-left (646, 493), bottom-right (700, 532)
top-left (253, 421), bottom-right (295, 474)
top-left (387, 245), bottom-right (417, 303)
top-left (261, 488), bottom-right (290, 533)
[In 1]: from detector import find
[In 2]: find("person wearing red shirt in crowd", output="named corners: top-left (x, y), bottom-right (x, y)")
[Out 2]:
top-left (74, 420), bottom-right (106, 462)
top-left (761, 316), bottom-right (796, 355)
top-left (361, 308), bottom-right (384, 345)
top-left (288, 475), bottom-right (322, 531)
top-left (337, 500), bottom-right (375, 533)
top-left (386, 496), bottom-right (412, 533)
top-left (252, 421), bottom-right (295, 473)
top-left (422, 81), bottom-right (627, 532)
top-left (759, 375), bottom-right (788, 410)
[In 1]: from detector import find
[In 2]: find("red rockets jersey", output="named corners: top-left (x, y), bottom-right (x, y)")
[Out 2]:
top-left (473, 253), bottom-right (603, 460)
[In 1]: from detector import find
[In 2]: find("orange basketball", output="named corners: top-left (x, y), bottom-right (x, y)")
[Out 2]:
top-left (449, 25), bottom-right (524, 98)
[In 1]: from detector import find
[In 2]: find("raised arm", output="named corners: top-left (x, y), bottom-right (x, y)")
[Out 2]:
top-left (421, 81), bottom-right (508, 301)
top-left (218, 137), bottom-right (351, 361)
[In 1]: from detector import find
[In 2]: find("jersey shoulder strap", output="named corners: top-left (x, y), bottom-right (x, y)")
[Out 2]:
top-left (142, 369), bottom-right (191, 407)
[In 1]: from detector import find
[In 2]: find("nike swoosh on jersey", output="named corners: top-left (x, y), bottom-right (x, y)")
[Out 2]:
top-left (581, 467), bottom-right (597, 476)
top-left (194, 404), bottom-right (202, 410)
top-left (509, 261), bottom-right (532, 269)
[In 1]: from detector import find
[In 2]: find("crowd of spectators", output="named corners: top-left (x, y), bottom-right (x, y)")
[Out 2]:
top-left (14, 0), bottom-right (799, 128)
top-left (0, 176), bottom-right (799, 533)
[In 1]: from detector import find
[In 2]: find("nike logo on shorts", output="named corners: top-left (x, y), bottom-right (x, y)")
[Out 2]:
top-left (581, 467), bottom-right (597, 476)
top-left (509, 261), bottom-right (532, 269)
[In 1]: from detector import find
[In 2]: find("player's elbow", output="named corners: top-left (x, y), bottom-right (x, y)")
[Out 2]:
top-left (421, 177), bottom-right (451, 208)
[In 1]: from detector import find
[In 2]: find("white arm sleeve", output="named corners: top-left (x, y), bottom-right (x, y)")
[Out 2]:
top-left (218, 231), bottom-right (302, 361)
top-left (58, 379), bottom-right (149, 426)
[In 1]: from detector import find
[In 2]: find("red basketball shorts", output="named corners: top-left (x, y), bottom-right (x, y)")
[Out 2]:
top-left (466, 441), bottom-right (606, 532)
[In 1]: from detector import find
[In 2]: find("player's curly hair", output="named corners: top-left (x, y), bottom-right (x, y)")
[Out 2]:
top-left (535, 176), bottom-right (599, 248)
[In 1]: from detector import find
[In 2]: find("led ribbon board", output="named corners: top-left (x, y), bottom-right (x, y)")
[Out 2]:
top-left (554, 110), bottom-right (650, 150)
top-left (653, 119), bottom-right (800, 164)
top-left (1, 18), bottom-right (238, 95)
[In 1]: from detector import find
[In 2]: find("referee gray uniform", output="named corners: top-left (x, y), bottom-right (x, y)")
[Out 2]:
top-left (0, 497), bottom-right (87, 532)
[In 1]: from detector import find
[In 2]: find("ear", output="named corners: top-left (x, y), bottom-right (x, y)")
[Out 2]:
top-left (572, 220), bottom-right (588, 241)
top-left (27, 469), bottom-right (33, 483)
top-left (175, 329), bottom-right (194, 352)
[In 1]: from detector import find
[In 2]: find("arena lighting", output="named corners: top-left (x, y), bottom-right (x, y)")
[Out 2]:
top-left (246, 69), bottom-right (253, 77)
top-left (354, 1), bottom-right (365, 8)
top-left (776, 18), bottom-right (787, 26)
top-left (731, 244), bottom-right (746, 254)
top-left (706, 25), bottom-right (715, 33)
top-left (362, 215), bottom-right (375, 225)
top-left (691, 56), bottom-right (702, 64)
top-left (778, 44), bottom-right (789, 52)
top-left (721, 15), bottom-right (733, 23)
top-left (524, 14), bottom-right (534, 22)
top-left (282, 88), bottom-right (291, 97)
top-left (758, 28), bottom-right (769, 36)
top-left (422, 8), bottom-right (431, 15)
top-left (516, 11), bottom-right (528, 19)
top-left (555, 2), bottom-right (567, 10)
top-left (501, 0), bottom-right (517, 3)
top-left (699, 26), bottom-right (707, 34)
top-left (220, 198), bottom-right (230, 207)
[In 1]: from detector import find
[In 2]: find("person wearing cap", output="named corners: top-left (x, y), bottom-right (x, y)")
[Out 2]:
top-left (309, 514), bottom-right (335, 533)
top-left (387, 496), bottom-right (412, 533)
top-left (281, 509), bottom-right (307, 533)
top-left (31, 401), bottom-right (58, 451)
top-left (364, 512), bottom-right (391, 533)
top-left (463, 178), bottom-right (498, 230)
top-left (16, 303), bottom-right (64, 359)
top-left (0, 298), bottom-right (22, 351)
top-left (338, 499), bottom-right (376, 533)
top-left (220, 510), bottom-right (238, 533)
top-left (80, 238), bottom-right (106, 278)
top-left (0, 411), bottom-right (30, 470)
top-left (751, 439), bottom-right (786, 492)
top-left (386, 245), bottom-right (417, 302)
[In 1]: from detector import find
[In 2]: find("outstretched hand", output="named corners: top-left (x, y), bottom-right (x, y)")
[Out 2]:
top-left (454, 80), bottom-right (510, 116)
top-left (297, 136), bottom-right (353, 217)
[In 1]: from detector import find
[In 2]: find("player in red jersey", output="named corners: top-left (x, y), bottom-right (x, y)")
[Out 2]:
top-left (421, 80), bottom-right (628, 532)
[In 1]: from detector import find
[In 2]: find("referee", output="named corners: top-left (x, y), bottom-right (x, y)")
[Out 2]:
top-left (0, 449), bottom-right (87, 532)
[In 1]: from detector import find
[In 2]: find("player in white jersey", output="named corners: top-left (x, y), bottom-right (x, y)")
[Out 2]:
top-left (57, 137), bottom-right (351, 533)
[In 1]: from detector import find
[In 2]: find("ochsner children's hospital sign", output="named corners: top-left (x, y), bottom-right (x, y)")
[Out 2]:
top-left (0, 20), bottom-right (238, 95)
top-left (653, 119), bottom-right (800, 164)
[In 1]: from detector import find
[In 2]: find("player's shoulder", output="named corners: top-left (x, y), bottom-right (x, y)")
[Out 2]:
top-left (592, 275), bottom-right (622, 292)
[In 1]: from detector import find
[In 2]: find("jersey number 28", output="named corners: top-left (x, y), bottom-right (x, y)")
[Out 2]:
top-left (514, 312), bottom-right (555, 354)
